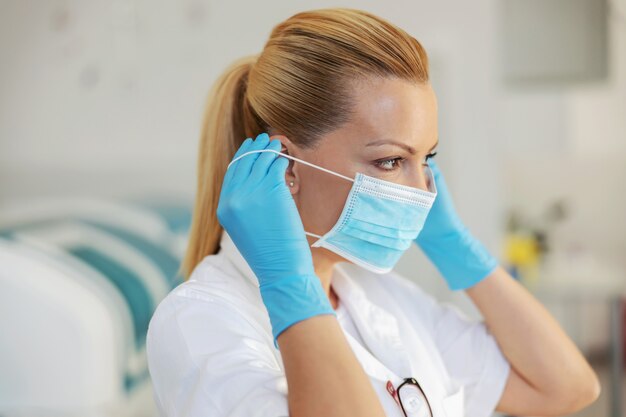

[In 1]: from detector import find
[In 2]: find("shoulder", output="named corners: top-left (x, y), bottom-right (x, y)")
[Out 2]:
top-left (145, 256), bottom-right (287, 416)
top-left (147, 254), bottom-right (272, 360)
top-left (155, 252), bottom-right (262, 314)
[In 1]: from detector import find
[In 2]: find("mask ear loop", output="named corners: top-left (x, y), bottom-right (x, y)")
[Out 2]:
top-left (227, 149), bottom-right (355, 182)
top-left (227, 149), bottom-right (355, 242)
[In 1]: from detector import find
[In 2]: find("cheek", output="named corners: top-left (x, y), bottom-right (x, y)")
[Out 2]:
top-left (297, 172), bottom-right (352, 233)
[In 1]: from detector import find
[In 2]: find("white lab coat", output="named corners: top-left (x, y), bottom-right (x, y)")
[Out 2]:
top-left (147, 231), bottom-right (510, 417)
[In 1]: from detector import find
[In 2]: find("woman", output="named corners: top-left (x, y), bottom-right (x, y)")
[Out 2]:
top-left (146, 8), bottom-right (600, 417)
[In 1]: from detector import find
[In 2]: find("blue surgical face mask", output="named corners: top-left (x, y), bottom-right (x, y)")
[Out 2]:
top-left (227, 148), bottom-right (438, 274)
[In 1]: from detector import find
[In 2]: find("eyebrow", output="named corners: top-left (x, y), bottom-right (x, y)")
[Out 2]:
top-left (366, 139), bottom-right (439, 155)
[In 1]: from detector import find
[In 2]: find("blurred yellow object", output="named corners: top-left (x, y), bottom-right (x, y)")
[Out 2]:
top-left (504, 233), bottom-right (541, 286)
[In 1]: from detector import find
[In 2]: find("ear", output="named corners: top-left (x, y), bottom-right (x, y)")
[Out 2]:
top-left (268, 133), bottom-right (299, 194)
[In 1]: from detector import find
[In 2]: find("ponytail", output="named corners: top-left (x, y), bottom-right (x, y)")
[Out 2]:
top-left (179, 54), bottom-right (260, 280)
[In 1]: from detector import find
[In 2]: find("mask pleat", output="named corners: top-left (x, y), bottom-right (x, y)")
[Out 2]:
top-left (339, 224), bottom-right (413, 250)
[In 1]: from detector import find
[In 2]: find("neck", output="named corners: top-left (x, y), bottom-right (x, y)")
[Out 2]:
top-left (311, 249), bottom-right (339, 310)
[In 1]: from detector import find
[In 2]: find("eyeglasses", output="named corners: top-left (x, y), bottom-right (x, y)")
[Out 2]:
top-left (386, 378), bottom-right (434, 417)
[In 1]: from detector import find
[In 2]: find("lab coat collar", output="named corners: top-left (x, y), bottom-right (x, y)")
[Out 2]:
top-left (332, 264), bottom-right (413, 380)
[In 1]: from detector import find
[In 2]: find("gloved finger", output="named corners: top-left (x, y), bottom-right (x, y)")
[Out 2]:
top-left (248, 138), bottom-right (282, 187)
top-left (426, 159), bottom-right (453, 202)
top-left (232, 132), bottom-right (270, 184)
top-left (223, 137), bottom-right (254, 187)
top-left (267, 154), bottom-right (290, 187)
top-left (427, 158), bottom-right (441, 178)
top-left (427, 159), bottom-right (448, 187)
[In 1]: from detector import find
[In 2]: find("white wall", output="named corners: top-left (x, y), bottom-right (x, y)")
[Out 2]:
top-left (499, 0), bottom-right (626, 273)
top-left (495, 0), bottom-right (626, 352)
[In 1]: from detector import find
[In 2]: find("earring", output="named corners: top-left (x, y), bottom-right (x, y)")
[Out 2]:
top-left (289, 181), bottom-right (294, 187)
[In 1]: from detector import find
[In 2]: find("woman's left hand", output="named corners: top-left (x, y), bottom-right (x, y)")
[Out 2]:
top-left (417, 161), bottom-right (601, 416)
top-left (414, 159), bottom-right (499, 290)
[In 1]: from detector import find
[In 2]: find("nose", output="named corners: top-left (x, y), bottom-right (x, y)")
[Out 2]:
top-left (423, 165), bottom-right (434, 192)
top-left (408, 164), bottom-right (432, 192)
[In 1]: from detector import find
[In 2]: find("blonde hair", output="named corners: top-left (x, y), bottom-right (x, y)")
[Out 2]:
top-left (180, 7), bottom-right (430, 279)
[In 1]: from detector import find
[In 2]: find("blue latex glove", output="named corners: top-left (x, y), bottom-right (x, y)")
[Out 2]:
top-left (217, 132), bottom-right (335, 349)
top-left (415, 159), bottom-right (499, 290)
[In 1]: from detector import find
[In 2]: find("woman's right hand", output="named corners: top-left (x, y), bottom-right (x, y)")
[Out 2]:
top-left (217, 132), bottom-right (335, 348)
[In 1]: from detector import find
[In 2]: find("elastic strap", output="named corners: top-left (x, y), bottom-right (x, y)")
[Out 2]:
top-left (227, 149), bottom-right (355, 183)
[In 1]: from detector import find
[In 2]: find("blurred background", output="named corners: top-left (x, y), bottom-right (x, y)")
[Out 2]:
top-left (0, 0), bottom-right (624, 416)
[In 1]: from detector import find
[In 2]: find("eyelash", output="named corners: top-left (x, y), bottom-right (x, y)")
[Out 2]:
top-left (374, 152), bottom-right (438, 171)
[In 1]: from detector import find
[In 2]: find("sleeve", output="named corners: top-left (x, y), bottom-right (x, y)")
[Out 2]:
top-left (432, 300), bottom-right (511, 417)
top-left (384, 271), bottom-right (510, 417)
top-left (146, 290), bottom-right (291, 417)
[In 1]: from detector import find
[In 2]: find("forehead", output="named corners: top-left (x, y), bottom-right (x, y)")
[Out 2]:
top-left (339, 77), bottom-right (438, 148)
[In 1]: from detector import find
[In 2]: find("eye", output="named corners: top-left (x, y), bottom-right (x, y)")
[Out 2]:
top-left (374, 157), bottom-right (405, 171)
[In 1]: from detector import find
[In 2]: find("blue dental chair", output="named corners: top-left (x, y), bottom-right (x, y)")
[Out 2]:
top-left (0, 198), bottom-right (191, 417)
